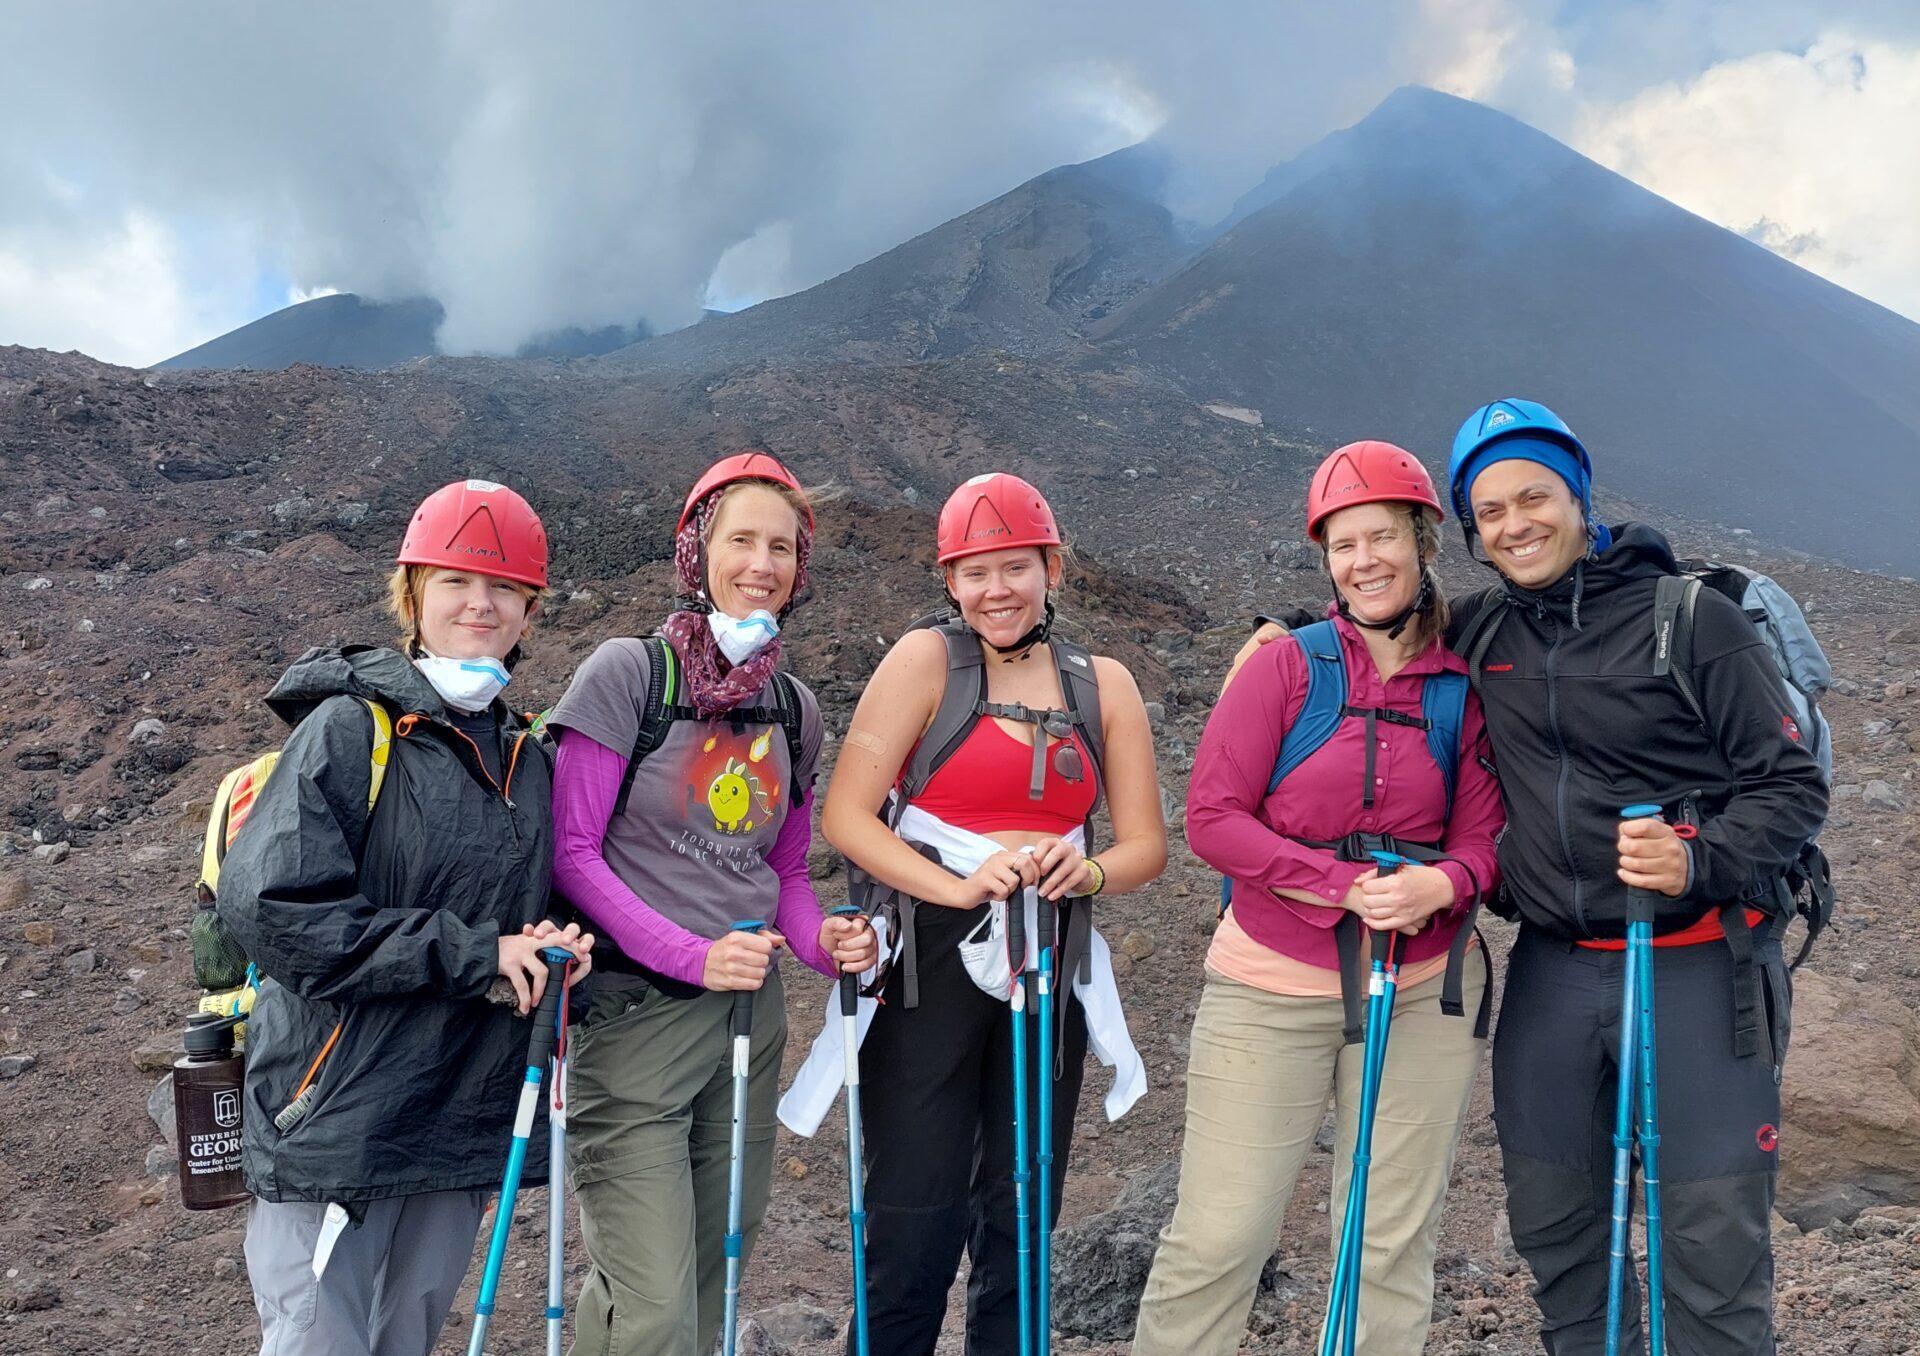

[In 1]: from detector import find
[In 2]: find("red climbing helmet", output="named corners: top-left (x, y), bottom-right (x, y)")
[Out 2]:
top-left (936, 472), bottom-right (1060, 565)
top-left (1305, 441), bottom-right (1444, 542)
top-left (677, 451), bottom-right (813, 534)
top-left (396, 479), bottom-right (549, 588)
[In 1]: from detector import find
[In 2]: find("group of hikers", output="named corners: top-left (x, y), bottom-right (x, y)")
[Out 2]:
top-left (211, 395), bottom-right (1827, 1356)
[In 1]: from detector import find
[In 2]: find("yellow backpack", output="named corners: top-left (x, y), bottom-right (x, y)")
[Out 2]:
top-left (189, 699), bottom-right (393, 991)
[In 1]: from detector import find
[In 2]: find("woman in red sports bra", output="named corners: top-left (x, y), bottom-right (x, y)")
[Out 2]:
top-left (821, 472), bottom-right (1166, 1356)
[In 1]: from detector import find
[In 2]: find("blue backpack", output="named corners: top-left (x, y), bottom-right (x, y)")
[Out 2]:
top-left (1219, 618), bottom-right (1470, 914)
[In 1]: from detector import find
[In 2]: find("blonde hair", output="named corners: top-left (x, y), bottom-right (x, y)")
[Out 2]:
top-left (1320, 504), bottom-right (1450, 650)
top-left (385, 564), bottom-right (548, 658)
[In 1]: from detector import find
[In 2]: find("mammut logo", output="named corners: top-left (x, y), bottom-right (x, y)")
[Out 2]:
top-left (1756, 1123), bottom-right (1779, 1153)
top-left (1782, 714), bottom-right (1802, 743)
top-left (1486, 663), bottom-right (1514, 673)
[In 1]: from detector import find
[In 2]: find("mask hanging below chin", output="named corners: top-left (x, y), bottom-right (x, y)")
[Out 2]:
top-left (708, 608), bottom-right (780, 664)
top-left (415, 652), bottom-right (510, 713)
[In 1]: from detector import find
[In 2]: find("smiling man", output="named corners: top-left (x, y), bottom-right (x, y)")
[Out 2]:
top-left (1441, 399), bottom-right (1827, 1354)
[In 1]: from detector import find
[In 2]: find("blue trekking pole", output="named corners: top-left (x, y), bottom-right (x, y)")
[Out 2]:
top-left (546, 976), bottom-right (570, 1356)
top-left (828, 904), bottom-right (872, 1356)
top-left (469, 946), bottom-right (574, 1356)
top-left (1320, 851), bottom-right (1408, 1356)
top-left (723, 920), bottom-right (768, 1356)
top-left (1007, 891), bottom-right (1035, 1356)
top-left (1606, 806), bottom-right (1667, 1356)
top-left (1034, 891), bottom-right (1058, 1356)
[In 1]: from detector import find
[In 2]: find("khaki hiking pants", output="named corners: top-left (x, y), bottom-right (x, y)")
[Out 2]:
top-left (564, 966), bottom-right (787, 1356)
top-left (1134, 959), bottom-right (1486, 1356)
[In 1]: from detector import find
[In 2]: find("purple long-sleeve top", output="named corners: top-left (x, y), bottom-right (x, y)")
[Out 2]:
top-left (550, 728), bottom-right (836, 986)
top-left (1188, 612), bottom-right (1505, 970)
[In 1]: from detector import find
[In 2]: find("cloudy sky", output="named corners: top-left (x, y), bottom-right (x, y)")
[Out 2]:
top-left (1, 1), bottom-right (1915, 366)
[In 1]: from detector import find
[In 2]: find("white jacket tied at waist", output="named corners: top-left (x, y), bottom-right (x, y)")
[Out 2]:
top-left (778, 805), bottom-right (1147, 1136)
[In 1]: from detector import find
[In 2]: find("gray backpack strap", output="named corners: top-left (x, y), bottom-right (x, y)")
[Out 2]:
top-left (1653, 575), bottom-right (1707, 727)
top-left (898, 622), bottom-right (986, 800)
top-left (1454, 589), bottom-right (1510, 692)
top-left (1050, 636), bottom-right (1106, 815)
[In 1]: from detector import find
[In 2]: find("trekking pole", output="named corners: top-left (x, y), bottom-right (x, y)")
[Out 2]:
top-left (1034, 890), bottom-right (1058, 1356)
top-left (1008, 889), bottom-right (1035, 1356)
top-left (1603, 804), bottom-right (1668, 1356)
top-left (828, 903), bottom-right (871, 1356)
top-left (546, 975), bottom-right (570, 1356)
top-left (1320, 852), bottom-right (1408, 1356)
top-left (722, 919), bottom-right (769, 1356)
top-left (469, 946), bottom-right (574, 1356)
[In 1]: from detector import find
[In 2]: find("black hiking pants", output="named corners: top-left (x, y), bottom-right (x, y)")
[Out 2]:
top-left (1493, 924), bottom-right (1792, 1355)
top-left (855, 899), bottom-right (1091, 1356)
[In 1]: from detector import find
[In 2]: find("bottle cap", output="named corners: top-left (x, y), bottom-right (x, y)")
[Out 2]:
top-left (183, 1011), bottom-right (242, 1058)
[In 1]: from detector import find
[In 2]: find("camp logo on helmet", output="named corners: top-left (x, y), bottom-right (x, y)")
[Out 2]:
top-left (465, 479), bottom-right (504, 492)
top-left (1756, 1123), bottom-right (1779, 1152)
top-left (1487, 408), bottom-right (1514, 429)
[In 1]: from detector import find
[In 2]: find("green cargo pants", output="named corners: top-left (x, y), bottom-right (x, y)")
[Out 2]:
top-left (565, 967), bottom-right (788, 1356)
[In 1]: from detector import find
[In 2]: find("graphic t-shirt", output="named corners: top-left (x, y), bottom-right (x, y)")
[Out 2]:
top-left (545, 636), bottom-right (823, 942)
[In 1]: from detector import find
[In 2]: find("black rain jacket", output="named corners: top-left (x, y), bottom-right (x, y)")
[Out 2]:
top-left (1447, 523), bottom-right (1827, 941)
top-left (215, 645), bottom-right (555, 1203)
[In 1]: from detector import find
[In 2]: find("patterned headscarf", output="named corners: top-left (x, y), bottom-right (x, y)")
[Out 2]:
top-left (658, 486), bottom-right (813, 717)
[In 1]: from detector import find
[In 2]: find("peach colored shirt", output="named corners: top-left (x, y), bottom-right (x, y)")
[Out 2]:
top-left (1206, 905), bottom-right (1469, 997)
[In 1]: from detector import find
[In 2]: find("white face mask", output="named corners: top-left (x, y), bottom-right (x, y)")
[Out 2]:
top-left (708, 608), bottom-right (780, 665)
top-left (415, 653), bottom-right (510, 713)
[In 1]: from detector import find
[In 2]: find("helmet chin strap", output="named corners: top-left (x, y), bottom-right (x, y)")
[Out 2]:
top-left (950, 595), bottom-right (1056, 661)
top-left (1337, 571), bottom-right (1433, 642)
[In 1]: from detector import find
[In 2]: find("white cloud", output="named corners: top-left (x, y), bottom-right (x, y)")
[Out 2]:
top-left (1575, 32), bottom-right (1920, 320)
top-left (0, 210), bottom-right (251, 366)
top-left (287, 283), bottom-right (342, 306)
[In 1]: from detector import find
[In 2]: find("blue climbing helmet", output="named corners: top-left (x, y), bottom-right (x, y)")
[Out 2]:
top-left (1447, 398), bottom-right (1593, 532)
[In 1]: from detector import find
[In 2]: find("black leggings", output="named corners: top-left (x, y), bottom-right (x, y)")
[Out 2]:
top-left (855, 900), bottom-right (1090, 1356)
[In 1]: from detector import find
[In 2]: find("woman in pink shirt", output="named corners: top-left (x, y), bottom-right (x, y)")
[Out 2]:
top-left (1134, 442), bottom-right (1504, 1356)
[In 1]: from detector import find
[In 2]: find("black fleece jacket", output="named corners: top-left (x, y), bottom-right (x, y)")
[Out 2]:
top-left (215, 645), bottom-right (555, 1203)
top-left (1445, 523), bottom-right (1827, 941)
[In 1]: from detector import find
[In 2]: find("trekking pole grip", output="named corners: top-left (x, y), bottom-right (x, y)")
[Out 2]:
top-left (1364, 851), bottom-right (1408, 964)
top-left (526, 947), bottom-right (573, 1068)
top-left (830, 904), bottom-right (863, 1017)
top-left (1619, 804), bottom-right (1664, 926)
top-left (730, 920), bottom-right (767, 1035)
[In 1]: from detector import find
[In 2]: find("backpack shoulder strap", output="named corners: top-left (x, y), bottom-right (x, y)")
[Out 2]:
top-left (900, 622), bottom-right (986, 801)
top-left (1453, 589), bottom-right (1510, 693)
top-left (1268, 620), bottom-right (1348, 793)
top-left (770, 671), bottom-right (806, 808)
top-left (613, 636), bottom-right (681, 818)
top-left (1050, 636), bottom-right (1106, 793)
top-left (1654, 574), bottom-right (1708, 729)
top-left (361, 698), bottom-right (393, 812)
top-left (1420, 671), bottom-right (1469, 815)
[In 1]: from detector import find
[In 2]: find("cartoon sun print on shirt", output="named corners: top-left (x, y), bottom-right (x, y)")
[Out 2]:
top-left (688, 726), bottom-right (782, 835)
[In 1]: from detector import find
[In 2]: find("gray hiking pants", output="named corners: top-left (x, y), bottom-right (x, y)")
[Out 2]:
top-left (1494, 925), bottom-right (1790, 1355)
top-left (243, 1188), bottom-right (488, 1356)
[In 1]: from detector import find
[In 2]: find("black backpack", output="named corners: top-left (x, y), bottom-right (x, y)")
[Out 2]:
top-left (856, 615), bottom-right (1106, 1011)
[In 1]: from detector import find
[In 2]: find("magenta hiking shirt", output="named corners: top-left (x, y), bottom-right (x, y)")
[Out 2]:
top-left (1187, 612), bottom-right (1504, 970)
top-left (551, 729), bottom-right (836, 987)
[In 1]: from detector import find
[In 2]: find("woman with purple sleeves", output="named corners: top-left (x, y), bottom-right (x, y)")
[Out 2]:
top-left (544, 453), bottom-right (876, 1356)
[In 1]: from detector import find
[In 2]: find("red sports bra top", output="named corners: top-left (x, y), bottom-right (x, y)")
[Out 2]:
top-left (907, 717), bottom-right (1098, 834)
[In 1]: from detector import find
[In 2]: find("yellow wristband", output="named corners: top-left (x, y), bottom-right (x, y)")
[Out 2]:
top-left (1083, 858), bottom-right (1106, 897)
